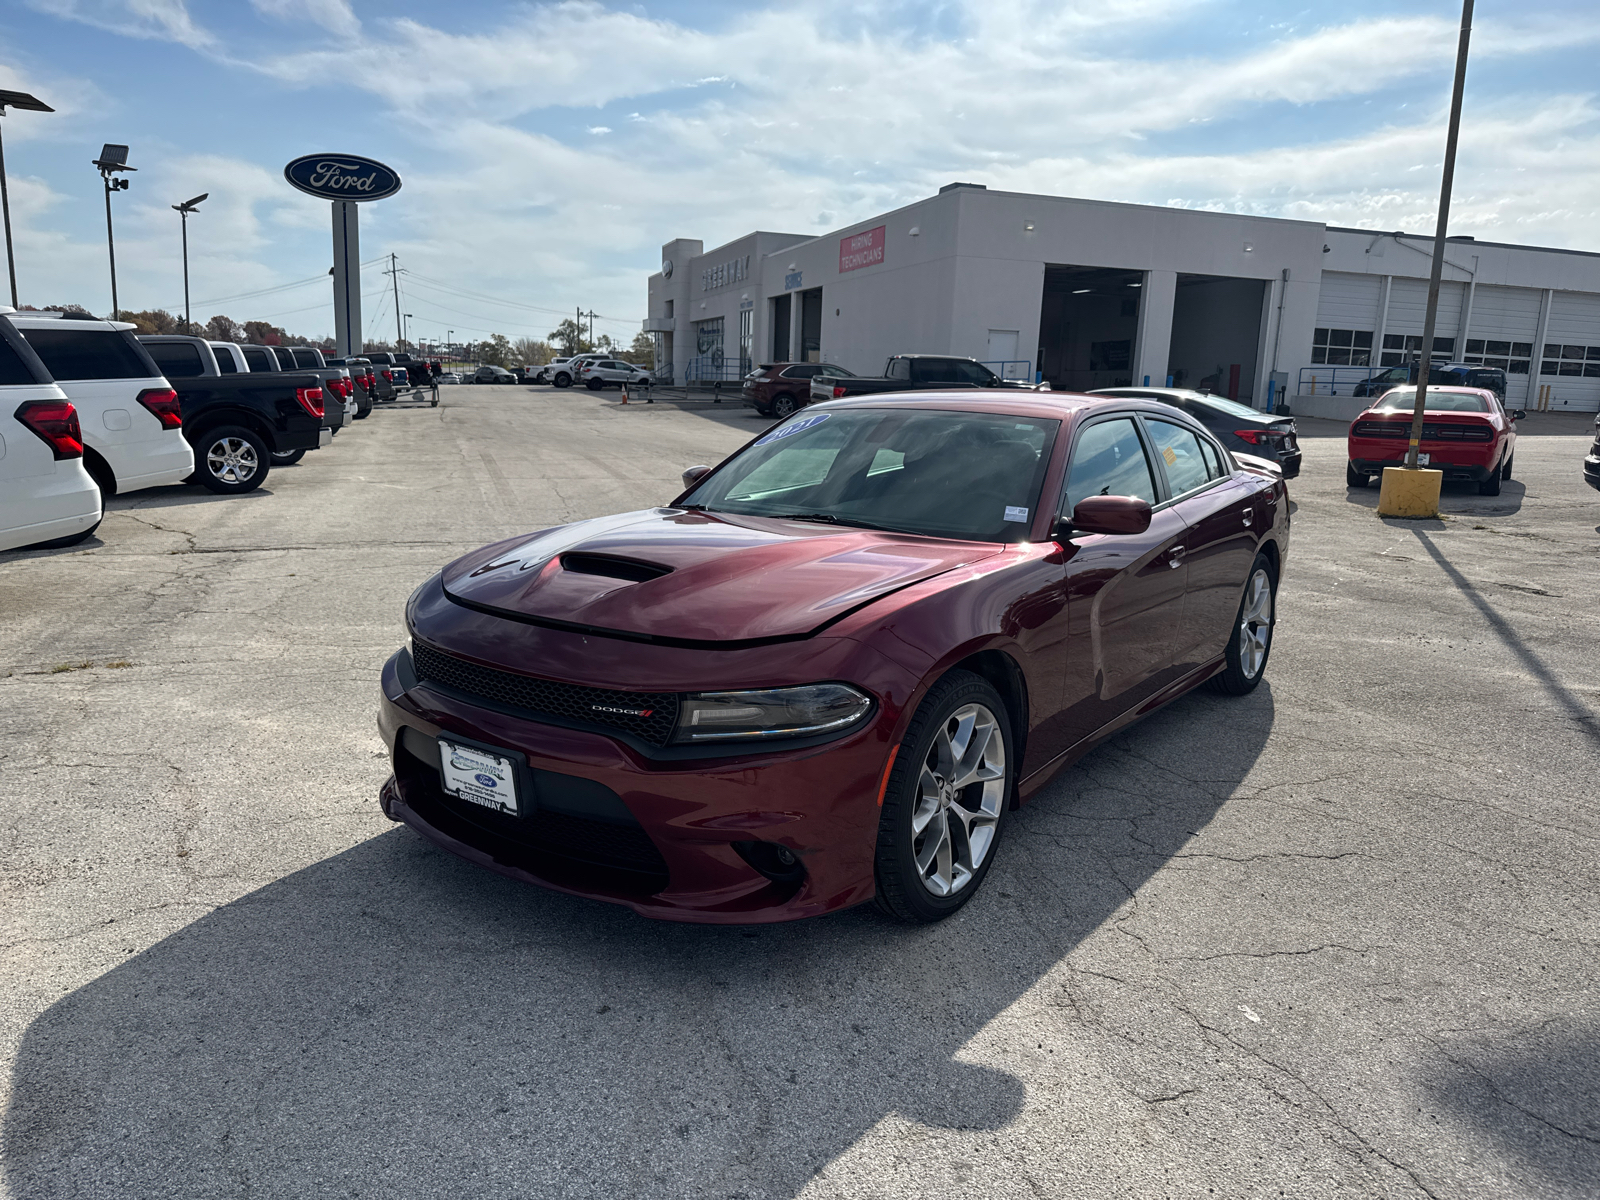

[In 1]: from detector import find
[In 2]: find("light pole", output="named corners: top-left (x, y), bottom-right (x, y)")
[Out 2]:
top-left (0, 89), bottom-right (53, 308)
top-left (171, 193), bottom-right (207, 333)
top-left (92, 144), bottom-right (134, 320)
top-left (404, 312), bottom-right (413, 352)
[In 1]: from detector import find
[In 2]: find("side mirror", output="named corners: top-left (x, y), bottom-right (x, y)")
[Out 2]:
top-left (1068, 495), bottom-right (1154, 537)
top-left (1509, 409), bottom-right (1526, 421)
top-left (681, 464), bottom-right (712, 489)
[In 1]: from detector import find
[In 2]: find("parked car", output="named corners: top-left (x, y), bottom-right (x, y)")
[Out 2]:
top-left (1353, 362), bottom-right (1508, 399)
top-left (131, 335), bottom-right (329, 494)
top-left (139, 335), bottom-right (352, 466)
top-left (473, 365), bottom-right (516, 384)
top-left (11, 313), bottom-right (194, 507)
top-left (532, 357), bottom-right (573, 385)
top-left (743, 362), bottom-right (856, 418)
top-left (1091, 386), bottom-right (1302, 479)
top-left (378, 391), bottom-right (1288, 924)
top-left (1347, 385), bottom-right (1522, 494)
top-left (437, 372), bottom-right (463, 385)
top-left (552, 353), bottom-right (608, 388)
top-left (580, 359), bottom-right (652, 390)
top-left (326, 355), bottom-right (390, 407)
top-left (809, 355), bottom-right (1036, 405)
top-left (1585, 414), bottom-right (1600, 492)
top-left (0, 310), bottom-right (101, 551)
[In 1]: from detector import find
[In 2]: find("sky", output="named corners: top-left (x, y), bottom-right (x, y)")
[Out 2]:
top-left (1, 0), bottom-right (1597, 346)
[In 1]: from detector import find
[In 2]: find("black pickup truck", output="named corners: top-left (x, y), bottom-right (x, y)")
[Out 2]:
top-left (809, 354), bottom-right (1037, 405)
top-left (135, 335), bottom-right (328, 494)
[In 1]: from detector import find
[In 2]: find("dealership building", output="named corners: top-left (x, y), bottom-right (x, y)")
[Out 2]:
top-left (644, 183), bottom-right (1600, 415)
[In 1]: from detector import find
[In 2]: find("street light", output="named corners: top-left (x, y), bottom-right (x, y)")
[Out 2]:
top-left (92, 144), bottom-right (135, 320)
top-left (403, 312), bottom-right (413, 351)
top-left (0, 89), bottom-right (54, 308)
top-left (171, 193), bottom-right (207, 333)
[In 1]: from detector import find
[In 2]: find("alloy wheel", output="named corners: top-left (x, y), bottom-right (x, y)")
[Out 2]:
top-left (207, 436), bottom-right (259, 485)
top-left (1238, 567), bottom-right (1273, 678)
top-left (911, 702), bottom-right (1006, 896)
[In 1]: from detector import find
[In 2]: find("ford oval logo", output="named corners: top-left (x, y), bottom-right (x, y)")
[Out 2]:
top-left (283, 153), bottom-right (402, 202)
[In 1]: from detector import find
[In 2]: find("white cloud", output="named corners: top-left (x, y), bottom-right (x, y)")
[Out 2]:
top-left (28, 0), bottom-right (216, 49)
top-left (249, 0), bottom-right (360, 37)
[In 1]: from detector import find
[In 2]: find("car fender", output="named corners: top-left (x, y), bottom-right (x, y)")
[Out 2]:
top-left (184, 405), bottom-right (276, 451)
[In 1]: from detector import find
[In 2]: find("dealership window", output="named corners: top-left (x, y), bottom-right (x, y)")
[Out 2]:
top-left (1311, 328), bottom-right (1373, 366)
top-left (692, 316), bottom-right (725, 377)
top-left (739, 307), bottom-right (753, 374)
top-left (1379, 334), bottom-right (1456, 367)
top-left (1461, 338), bottom-right (1534, 375)
top-left (1539, 343), bottom-right (1600, 378)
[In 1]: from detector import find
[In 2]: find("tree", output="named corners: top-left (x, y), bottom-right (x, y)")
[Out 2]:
top-left (121, 309), bottom-right (183, 335)
top-left (620, 330), bottom-right (655, 366)
top-left (478, 333), bottom-right (514, 367)
top-left (242, 320), bottom-right (285, 345)
top-left (548, 319), bottom-right (592, 357)
top-left (511, 337), bottom-right (552, 365)
top-left (204, 315), bottom-right (244, 343)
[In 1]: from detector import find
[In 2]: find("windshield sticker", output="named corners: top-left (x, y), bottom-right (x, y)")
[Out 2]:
top-left (1162, 445), bottom-right (1178, 466)
top-left (1004, 506), bottom-right (1030, 523)
top-left (755, 412), bottom-right (830, 446)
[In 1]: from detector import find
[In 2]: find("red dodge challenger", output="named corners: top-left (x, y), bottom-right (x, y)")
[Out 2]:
top-left (378, 392), bottom-right (1290, 924)
top-left (1347, 384), bottom-right (1523, 495)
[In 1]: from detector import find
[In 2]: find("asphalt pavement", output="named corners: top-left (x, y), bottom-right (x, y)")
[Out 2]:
top-left (2, 387), bottom-right (1597, 1199)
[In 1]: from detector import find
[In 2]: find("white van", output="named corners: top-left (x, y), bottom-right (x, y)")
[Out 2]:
top-left (10, 313), bottom-right (194, 503)
top-left (0, 310), bottom-right (102, 551)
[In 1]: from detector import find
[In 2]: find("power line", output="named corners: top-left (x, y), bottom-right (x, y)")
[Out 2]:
top-left (402, 268), bottom-right (641, 330)
top-left (157, 255), bottom-right (390, 314)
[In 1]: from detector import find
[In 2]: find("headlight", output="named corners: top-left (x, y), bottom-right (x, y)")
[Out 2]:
top-left (672, 683), bottom-right (872, 743)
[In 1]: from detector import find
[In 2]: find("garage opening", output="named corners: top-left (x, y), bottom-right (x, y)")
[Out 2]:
top-left (799, 288), bottom-right (823, 362)
top-left (1167, 274), bottom-right (1267, 402)
top-left (1037, 265), bottom-right (1142, 391)
top-left (771, 293), bottom-right (791, 361)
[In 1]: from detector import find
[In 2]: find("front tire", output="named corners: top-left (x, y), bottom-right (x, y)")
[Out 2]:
top-left (554, 373), bottom-right (571, 388)
top-left (193, 425), bottom-right (270, 495)
top-left (874, 670), bottom-right (1012, 924)
top-left (1346, 462), bottom-right (1370, 488)
top-left (1210, 554), bottom-right (1276, 695)
top-left (270, 447), bottom-right (307, 466)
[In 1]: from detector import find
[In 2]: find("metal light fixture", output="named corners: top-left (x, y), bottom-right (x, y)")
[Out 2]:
top-left (0, 89), bottom-right (54, 308)
top-left (93, 143), bottom-right (135, 320)
top-left (171, 193), bottom-right (207, 332)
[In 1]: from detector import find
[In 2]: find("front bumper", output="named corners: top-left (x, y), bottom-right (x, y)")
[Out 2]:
top-left (376, 633), bottom-right (911, 923)
top-left (1584, 450), bottom-right (1600, 492)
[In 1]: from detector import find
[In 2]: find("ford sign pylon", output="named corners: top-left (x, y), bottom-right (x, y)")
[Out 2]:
top-left (283, 154), bottom-right (402, 359)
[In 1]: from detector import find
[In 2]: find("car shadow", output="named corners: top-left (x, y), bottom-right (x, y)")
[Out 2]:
top-left (1343, 478), bottom-right (1527, 518)
top-left (1419, 1018), bottom-right (1600, 1196)
top-left (0, 532), bottom-right (106, 561)
top-left (3, 684), bottom-right (1274, 1198)
top-left (108, 485), bottom-right (276, 512)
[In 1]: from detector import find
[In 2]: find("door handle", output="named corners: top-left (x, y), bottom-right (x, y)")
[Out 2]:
top-left (1168, 545), bottom-right (1186, 568)
top-left (1242, 510), bottom-right (1254, 527)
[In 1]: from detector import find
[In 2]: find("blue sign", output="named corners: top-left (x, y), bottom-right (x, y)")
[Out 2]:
top-left (755, 412), bottom-right (830, 446)
top-left (784, 271), bottom-right (803, 291)
top-left (283, 153), bottom-right (402, 202)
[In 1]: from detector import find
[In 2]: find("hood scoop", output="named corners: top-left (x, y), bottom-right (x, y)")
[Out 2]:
top-left (559, 552), bottom-right (672, 583)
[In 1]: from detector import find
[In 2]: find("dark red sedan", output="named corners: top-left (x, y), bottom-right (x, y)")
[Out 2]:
top-left (378, 393), bottom-right (1290, 923)
top-left (1347, 385), bottom-right (1522, 495)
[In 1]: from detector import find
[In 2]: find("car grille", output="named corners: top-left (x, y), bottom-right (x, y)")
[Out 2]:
top-left (394, 744), bottom-right (669, 892)
top-left (1353, 420), bottom-right (1493, 441)
top-left (412, 641), bottom-right (679, 746)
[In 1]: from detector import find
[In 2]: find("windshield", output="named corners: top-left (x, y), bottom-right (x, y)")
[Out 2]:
top-left (1375, 388), bottom-right (1490, 413)
top-left (681, 408), bottom-right (1059, 542)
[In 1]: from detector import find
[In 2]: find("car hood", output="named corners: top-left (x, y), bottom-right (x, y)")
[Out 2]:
top-left (439, 508), bottom-right (996, 643)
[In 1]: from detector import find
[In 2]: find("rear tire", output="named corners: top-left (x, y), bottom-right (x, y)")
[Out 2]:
top-left (874, 670), bottom-right (1013, 924)
top-left (1209, 554), bottom-right (1276, 696)
top-left (193, 425), bottom-right (270, 495)
top-left (1478, 468), bottom-right (1503, 496)
top-left (1501, 452), bottom-right (1513, 481)
top-left (1346, 462), bottom-right (1370, 488)
top-left (354, 395), bottom-right (372, 419)
top-left (587, 377), bottom-right (603, 390)
top-left (773, 393), bottom-right (799, 418)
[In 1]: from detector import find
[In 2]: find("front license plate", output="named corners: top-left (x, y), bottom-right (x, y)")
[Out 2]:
top-left (1416, 453), bottom-right (1430, 465)
top-left (438, 738), bottom-right (519, 815)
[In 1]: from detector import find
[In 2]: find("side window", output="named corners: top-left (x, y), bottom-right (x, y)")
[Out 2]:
top-left (1199, 437), bottom-right (1226, 479)
top-left (144, 341), bottom-right (206, 378)
top-left (0, 335), bottom-right (43, 385)
top-left (953, 360), bottom-right (995, 385)
top-left (21, 329), bottom-right (158, 380)
top-left (1063, 418), bottom-right (1158, 512)
top-left (911, 359), bottom-right (953, 383)
top-left (886, 358), bottom-right (911, 381)
top-left (242, 347), bottom-right (271, 372)
top-left (782, 365), bottom-right (819, 379)
top-left (1145, 419), bottom-right (1211, 496)
top-left (213, 348), bottom-right (237, 374)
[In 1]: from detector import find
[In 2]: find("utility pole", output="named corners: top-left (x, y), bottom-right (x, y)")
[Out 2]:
top-left (1379, 0), bottom-right (1475, 518)
top-left (388, 252), bottom-right (403, 349)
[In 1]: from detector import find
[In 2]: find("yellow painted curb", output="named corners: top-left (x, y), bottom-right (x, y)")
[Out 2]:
top-left (1377, 466), bottom-right (1443, 518)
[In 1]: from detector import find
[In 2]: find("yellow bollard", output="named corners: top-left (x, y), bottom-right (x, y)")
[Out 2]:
top-left (1377, 466), bottom-right (1443, 518)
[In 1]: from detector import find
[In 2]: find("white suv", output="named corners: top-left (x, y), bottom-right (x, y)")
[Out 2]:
top-left (0, 311), bottom-right (101, 551)
top-left (580, 358), bottom-right (653, 390)
top-left (11, 313), bottom-right (193, 504)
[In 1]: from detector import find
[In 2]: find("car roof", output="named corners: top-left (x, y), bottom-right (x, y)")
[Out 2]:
top-left (810, 389), bottom-right (1162, 422)
top-left (9, 314), bottom-right (135, 331)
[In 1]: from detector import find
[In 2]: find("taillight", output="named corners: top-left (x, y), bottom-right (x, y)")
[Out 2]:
top-left (381, 369), bottom-right (392, 382)
top-left (295, 386), bottom-right (325, 418)
top-left (14, 399), bottom-right (84, 459)
top-left (338, 377), bottom-right (353, 398)
top-left (832, 386), bottom-right (846, 398)
top-left (136, 387), bottom-right (183, 430)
